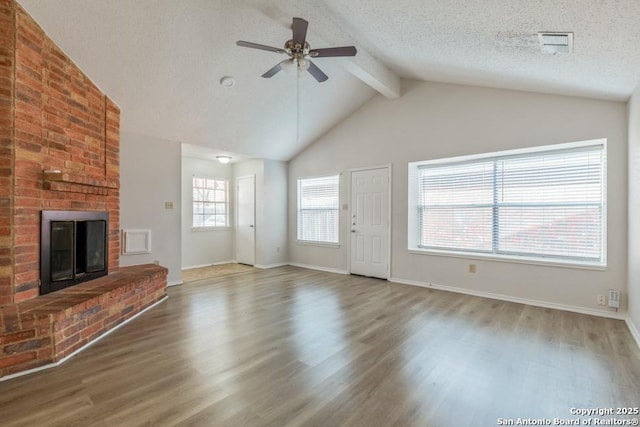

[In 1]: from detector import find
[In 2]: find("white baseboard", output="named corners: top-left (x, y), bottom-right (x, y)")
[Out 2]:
top-left (181, 261), bottom-right (236, 271)
top-left (389, 277), bottom-right (626, 320)
top-left (182, 263), bottom-right (213, 271)
top-left (255, 263), bottom-right (289, 269)
top-left (626, 316), bottom-right (640, 349)
top-left (167, 280), bottom-right (183, 287)
top-left (0, 295), bottom-right (168, 383)
top-left (289, 263), bottom-right (349, 275)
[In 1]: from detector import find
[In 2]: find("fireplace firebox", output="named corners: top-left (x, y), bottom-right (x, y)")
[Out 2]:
top-left (40, 210), bottom-right (109, 295)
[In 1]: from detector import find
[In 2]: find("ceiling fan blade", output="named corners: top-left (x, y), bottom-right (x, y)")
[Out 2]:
top-left (292, 17), bottom-right (309, 46)
top-left (309, 46), bottom-right (357, 57)
top-left (236, 40), bottom-right (286, 54)
top-left (306, 60), bottom-right (328, 83)
top-left (261, 60), bottom-right (289, 78)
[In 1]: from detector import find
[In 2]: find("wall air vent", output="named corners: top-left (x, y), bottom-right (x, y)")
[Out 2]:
top-left (608, 289), bottom-right (620, 309)
top-left (538, 32), bottom-right (573, 54)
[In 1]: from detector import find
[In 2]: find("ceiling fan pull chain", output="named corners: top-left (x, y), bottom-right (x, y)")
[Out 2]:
top-left (296, 69), bottom-right (300, 148)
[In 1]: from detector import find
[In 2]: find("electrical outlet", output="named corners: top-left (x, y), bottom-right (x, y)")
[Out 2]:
top-left (154, 260), bottom-right (160, 265)
top-left (597, 294), bottom-right (606, 306)
top-left (468, 264), bottom-right (476, 273)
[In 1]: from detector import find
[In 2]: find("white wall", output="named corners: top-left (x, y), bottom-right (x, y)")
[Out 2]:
top-left (628, 86), bottom-right (640, 339)
top-left (181, 155), bottom-right (234, 268)
top-left (261, 159), bottom-right (288, 267)
top-left (120, 131), bottom-right (182, 285)
top-left (289, 80), bottom-right (628, 315)
top-left (233, 159), bottom-right (288, 267)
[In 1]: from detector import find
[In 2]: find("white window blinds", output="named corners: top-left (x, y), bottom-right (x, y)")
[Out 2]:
top-left (417, 142), bottom-right (605, 265)
top-left (297, 175), bottom-right (339, 244)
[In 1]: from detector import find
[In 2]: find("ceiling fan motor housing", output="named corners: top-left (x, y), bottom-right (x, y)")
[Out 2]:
top-left (285, 40), bottom-right (310, 60)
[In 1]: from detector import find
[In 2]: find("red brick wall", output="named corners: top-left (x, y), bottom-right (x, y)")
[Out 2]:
top-left (0, 1), bottom-right (120, 304)
top-left (0, 0), bottom-right (16, 307)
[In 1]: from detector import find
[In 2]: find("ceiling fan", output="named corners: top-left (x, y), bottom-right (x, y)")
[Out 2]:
top-left (236, 17), bottom-right (357, 83)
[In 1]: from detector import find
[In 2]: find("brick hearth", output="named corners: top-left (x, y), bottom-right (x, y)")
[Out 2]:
top-left (0, 264), bottom-right (167, 377)
top-left (0, 1), bottom-right (168, 378)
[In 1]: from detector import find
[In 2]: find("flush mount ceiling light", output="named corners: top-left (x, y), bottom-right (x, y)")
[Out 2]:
top-left (538, 32), bottom-right (573, 54)
top-left (219, 76), bottom-right (235, 87)
top-left (216, 156), bottom-right (231, 164)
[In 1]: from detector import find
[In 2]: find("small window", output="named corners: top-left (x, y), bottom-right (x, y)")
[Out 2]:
top-left (408, 139), bottom-right (606, 267)
top-left (297, 175), bottom-right (340, 244)
top-left (192, 177), bottom-right (228, 228)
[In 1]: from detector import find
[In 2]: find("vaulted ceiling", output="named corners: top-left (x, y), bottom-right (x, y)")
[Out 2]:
top-left (18, 0), bottom-right (640, 161)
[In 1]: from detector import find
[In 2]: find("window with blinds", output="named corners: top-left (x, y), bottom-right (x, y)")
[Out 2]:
top-left (192, 177), bottom-right (228, 228)
top-left (297, 175), bottom-right (340, 244)
top-left (412, 140), bottom-right (606, 266)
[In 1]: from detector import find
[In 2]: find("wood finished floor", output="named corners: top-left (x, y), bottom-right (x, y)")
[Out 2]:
top-left (181, 264), bottom-right (255, 283)
top-left (1, 266), bottom-right (639, 427)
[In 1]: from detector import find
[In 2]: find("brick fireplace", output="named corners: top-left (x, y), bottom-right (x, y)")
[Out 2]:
top-left (0, 0), bottom-right (121, 304)
top-left (0, 0), bottom-right (167, 378)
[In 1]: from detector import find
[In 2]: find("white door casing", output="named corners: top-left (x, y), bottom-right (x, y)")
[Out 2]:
top-left (350, 167), bottom-right (390, 279)
top-left (236, 175), bottom-right (255, 266)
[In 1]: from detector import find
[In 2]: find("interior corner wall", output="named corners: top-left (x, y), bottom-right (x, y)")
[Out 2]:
top-left (288, 80), bottom-right (628, 315)
top-left (261, 159), bottom-right (288, 267)
top-left (119, 131), bottom-right (182, 285)
top-left (181, 155), bottom-right (234, 268)
top-left (628, 86), bottom-right (640, 336)
top-left (233, 159), bottom-right (288, 268)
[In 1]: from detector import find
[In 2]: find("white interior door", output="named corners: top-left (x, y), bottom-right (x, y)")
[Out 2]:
top-left (350, 167), bottom-right (390, 279)
top-left (236, 175), bottom-right (255, 266)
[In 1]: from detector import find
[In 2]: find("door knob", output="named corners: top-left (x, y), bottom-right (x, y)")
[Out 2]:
top-left (351, 229), bottom-right (356, 233)
top-left (249, 225), bottom-right (254, 228)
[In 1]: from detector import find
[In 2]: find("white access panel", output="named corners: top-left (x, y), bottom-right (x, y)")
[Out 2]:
top-left (122, 229), bottom-right (151, 255)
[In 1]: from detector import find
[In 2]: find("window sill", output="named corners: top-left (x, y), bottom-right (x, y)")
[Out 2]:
top-left (191, 227), bottom-right (232, 232)
top-left (296, 240), bottom-right (341, 248)
top-left (407, 248), bottom-right (606, 271)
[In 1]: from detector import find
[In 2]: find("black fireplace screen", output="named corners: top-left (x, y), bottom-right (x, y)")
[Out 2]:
top-left (41, 211), bottom-right (109, 295)
top-left (50, 221), bottom-right (74, 282)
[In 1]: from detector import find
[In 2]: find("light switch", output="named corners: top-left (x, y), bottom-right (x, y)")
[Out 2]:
top-left (342, 203), bottom-right (349, 210)
top-left (165, 201), bottom-right (174, 209)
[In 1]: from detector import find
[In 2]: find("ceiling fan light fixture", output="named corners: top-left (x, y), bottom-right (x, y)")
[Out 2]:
top-left (281, 59), bottom-right (295, 72)
top-left (297, 58), bottom-right (310, 71)
top-left (216, 155), bottom-right (231, 164)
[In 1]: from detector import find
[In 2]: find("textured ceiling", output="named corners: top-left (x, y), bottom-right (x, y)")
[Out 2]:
top-left (323, 0), bottom-right (640, 101)
top-left (17, 0), bottom-right (640, 161)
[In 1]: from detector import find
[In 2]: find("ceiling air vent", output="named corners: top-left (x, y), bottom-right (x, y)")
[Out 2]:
top-left (538, 32), bottom-right (573, 54)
